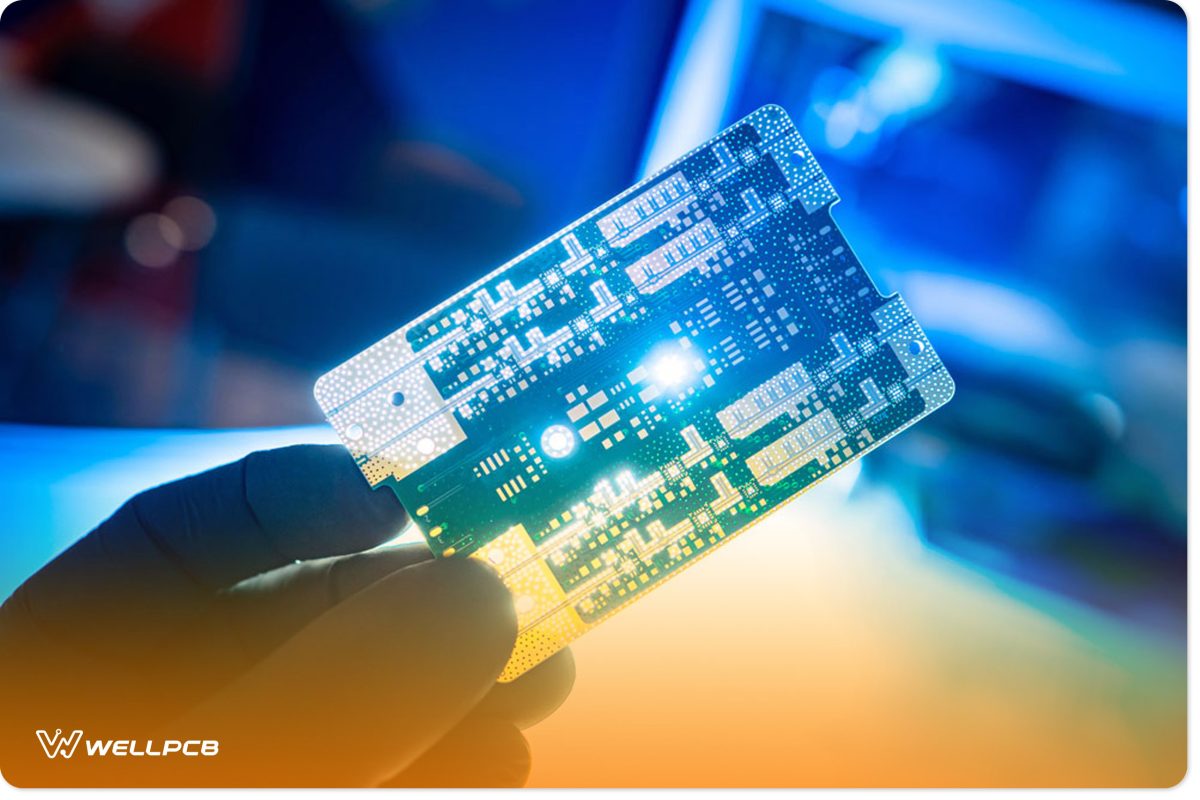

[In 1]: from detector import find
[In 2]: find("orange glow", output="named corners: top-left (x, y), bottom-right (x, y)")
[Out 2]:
top-left (524, 487), bottom-right (1185, 787)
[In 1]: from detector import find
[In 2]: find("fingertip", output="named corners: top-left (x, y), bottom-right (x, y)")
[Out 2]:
top-left (476, 647), bottom-right (576, 729)
top-left (325, 544), bottom-right (434, 604)
top-left (244, 445), bottom-right (408, 557)
top-left (422, 558), bottom-right (518, 662)
top-left (352, 556), bottom-right (517, 690)
top-left (383, 716), bottom-right (531, 788)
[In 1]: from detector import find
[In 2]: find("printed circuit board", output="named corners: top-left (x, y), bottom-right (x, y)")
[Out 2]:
top-left (315, 105), bottom-right (954, 681)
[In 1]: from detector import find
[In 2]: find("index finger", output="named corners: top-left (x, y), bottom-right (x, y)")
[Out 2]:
top-left (1, 444), bottom-right (406, 655)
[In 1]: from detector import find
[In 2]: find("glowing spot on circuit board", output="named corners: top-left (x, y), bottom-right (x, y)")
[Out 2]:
top-left (540, 424), bottom-right (576, 458)
top-left (651, 353), bottom-right (692, 386)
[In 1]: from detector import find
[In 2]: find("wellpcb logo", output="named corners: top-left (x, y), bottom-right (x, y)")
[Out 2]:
top-left (36, 728), bottom-right (219, 759)
top-left (36, 729), bottom-right (83, 759)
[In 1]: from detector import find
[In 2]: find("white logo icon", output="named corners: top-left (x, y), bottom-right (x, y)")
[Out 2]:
top-left (36, 729), bottom-right (83, 759)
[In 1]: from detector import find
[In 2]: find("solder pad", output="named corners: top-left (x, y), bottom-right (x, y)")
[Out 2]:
top-left (315, 105), bottom-right (954, 682)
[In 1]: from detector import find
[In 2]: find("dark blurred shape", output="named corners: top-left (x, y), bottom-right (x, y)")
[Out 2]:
top-left (0, 0), bottom-right (685, 426)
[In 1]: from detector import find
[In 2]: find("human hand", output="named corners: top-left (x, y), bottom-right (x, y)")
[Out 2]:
top-left (0, 445), bottom-right (574, 787)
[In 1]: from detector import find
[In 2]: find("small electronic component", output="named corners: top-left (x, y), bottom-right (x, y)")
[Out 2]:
top-left (315, 105), bottom-right (953, 681)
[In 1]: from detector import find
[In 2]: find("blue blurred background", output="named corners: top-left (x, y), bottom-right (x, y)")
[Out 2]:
top-left (0, 0), bottom-right (1186, 649)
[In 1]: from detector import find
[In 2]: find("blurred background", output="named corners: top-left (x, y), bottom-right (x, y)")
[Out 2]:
top-left (0, 0), bottom-right (1187, 786)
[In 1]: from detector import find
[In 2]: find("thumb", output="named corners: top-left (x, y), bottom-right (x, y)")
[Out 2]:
top-left (167, 557), bottom-right (514, 787)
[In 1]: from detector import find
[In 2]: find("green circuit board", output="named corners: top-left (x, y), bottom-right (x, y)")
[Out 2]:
top-left (315, 105), bottom-right (953, 681)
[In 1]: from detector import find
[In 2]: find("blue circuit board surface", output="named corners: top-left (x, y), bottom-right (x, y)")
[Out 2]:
top-left (315, 105), bottom-right (954, 680)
